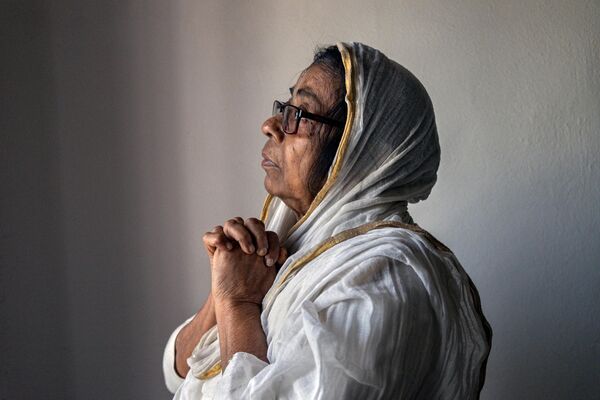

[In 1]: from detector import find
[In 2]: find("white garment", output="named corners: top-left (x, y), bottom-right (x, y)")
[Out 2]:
top-left (163, 42), bottom-right (491, 399)
top-left (163, 317), bottom-right (193, 393)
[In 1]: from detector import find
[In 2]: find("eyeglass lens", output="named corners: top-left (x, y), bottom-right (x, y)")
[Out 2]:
top-left (273, 101), bottom-right (298, 134)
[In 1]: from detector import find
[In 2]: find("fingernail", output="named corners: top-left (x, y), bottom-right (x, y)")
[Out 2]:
top-left (266, 258), bottom-right (274, 267)
top-left (258, 248), bottom-right (267, 256)
top-left (226, 242), bottom-right (233, 250)
top-left (248, 245), bottom-right (255, 253)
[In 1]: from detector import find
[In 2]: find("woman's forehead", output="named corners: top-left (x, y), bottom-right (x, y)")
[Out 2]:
top-left (290, 64), bottom-right (340, 111)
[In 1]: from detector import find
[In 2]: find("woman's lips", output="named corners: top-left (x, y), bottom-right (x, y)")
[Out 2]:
top-left (261, 152), bottom-right (279, 169)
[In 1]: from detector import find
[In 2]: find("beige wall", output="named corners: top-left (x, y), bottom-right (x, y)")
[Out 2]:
top-left (2, 1), bottom-right (599, 398)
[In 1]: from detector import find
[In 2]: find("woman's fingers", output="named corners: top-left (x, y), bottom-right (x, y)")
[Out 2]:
top-left (277, 246), bottom-right (288, 266)
top-left (223, 218), bottom-right (255, 254)
top-left (264, 231), bottom-right (280, 267)
top-left (203, 226), bottom-right (232, 255)
top-left (231, 216), bottom-right (244, 225)
top-left (216, 217), bottom-right (282, 264)
top-left (245, 218), bottom-right (269, 257)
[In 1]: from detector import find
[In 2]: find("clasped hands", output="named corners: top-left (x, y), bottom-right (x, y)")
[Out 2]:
top-left (203, 217), bottom-right (287, 309)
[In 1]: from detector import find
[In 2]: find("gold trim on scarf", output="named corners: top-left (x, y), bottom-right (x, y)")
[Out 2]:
top-left (259, 193), bottom-right (273, 222)
top-left (276, 220), bottom-right (451, 290)
top-left (259, 42), bottom-right (356, 229)
top-left (198, 361), bottom-right (222, 380)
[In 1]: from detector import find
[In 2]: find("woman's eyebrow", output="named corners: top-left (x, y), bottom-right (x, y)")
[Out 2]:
top-left (289, 86), bottom-right (324, 109)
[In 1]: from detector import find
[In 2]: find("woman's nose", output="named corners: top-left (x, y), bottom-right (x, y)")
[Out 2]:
top-left (261, 116), bottom-right (285, 143)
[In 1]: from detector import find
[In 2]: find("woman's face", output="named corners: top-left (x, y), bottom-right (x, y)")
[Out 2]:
top-left (261, 64), bottom-right (342, 217)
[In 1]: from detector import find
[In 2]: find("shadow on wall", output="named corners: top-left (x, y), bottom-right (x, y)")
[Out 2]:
top-left (1, 1), bottom-right (68, 398)
top-left (51, 1), bottom-right (188, 399)
top-left (2, 1), bottom-right (187, 399)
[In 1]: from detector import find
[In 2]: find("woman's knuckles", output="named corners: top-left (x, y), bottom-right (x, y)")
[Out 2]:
top-left (211, 248), bottom-right (276, 301)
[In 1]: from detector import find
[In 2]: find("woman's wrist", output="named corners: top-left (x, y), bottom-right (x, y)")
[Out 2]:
top-left (215, 299), bottom-right (266, 370)
top-left (214, 295), bottom-right (261, 312)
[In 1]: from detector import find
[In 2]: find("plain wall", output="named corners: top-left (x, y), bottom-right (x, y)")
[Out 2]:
top-left (1, 2), bottom-right (68, 398)
top-left (2, 1), bottom-right (599, 399)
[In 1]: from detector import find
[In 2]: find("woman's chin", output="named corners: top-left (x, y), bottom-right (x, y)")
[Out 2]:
top-left (263, 176), bottom-right (278, 196)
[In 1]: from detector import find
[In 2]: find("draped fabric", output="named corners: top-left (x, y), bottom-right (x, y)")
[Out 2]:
top-left (163, 42), bottom-right (492, 399)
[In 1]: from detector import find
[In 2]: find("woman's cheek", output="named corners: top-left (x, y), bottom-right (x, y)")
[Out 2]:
top-left (299, 148), bottom-right (319, 188)
top-left (286, 140), bottom-right (316, 190)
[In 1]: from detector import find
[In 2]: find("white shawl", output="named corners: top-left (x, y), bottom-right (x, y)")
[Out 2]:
top-left (165, 42), bottom-right (491, 399)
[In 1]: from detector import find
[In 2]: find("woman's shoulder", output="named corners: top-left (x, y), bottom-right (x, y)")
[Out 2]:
top-left (280, 220), bottom-right (463, 309)
top-left (310, 222), bottom-right (467, 300)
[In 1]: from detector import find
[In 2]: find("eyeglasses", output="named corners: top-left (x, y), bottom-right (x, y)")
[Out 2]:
top-left (272, 100), bottom-right (345, 135)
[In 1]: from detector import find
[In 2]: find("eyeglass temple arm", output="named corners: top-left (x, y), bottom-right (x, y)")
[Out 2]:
top-left (300, 109), bottom-right (345, 128)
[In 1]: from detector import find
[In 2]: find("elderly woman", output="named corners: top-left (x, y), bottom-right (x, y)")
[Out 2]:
top-left (163, 42), bottom-right (492, 399)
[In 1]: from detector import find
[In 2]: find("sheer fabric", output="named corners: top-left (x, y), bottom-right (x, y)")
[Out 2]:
top-left (164, 42), bottom-right (491, 399)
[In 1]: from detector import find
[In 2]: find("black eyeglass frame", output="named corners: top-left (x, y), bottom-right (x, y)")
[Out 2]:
top-left (273, 100), bottom-right (345, 134)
